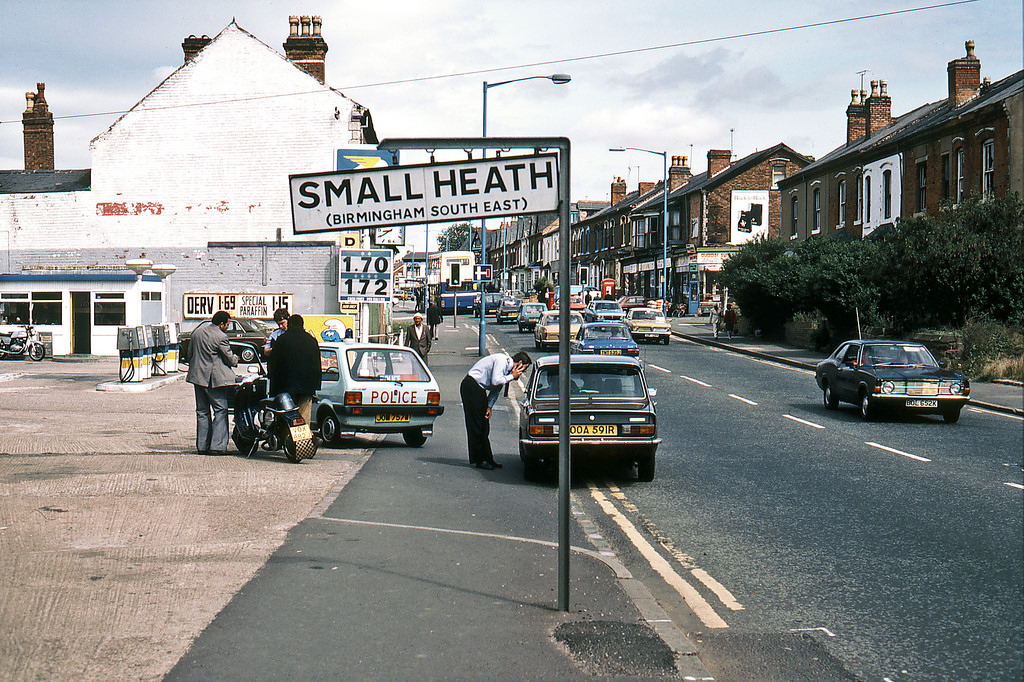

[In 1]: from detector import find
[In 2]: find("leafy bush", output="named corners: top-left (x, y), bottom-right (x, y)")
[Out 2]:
top-left (959, 318), bottom-right (1024, 381)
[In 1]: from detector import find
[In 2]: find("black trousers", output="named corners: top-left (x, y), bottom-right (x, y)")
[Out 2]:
top-left (460, 375), bottom-right (493, 465)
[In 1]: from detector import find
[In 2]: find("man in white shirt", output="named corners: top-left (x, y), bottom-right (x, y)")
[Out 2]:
top-left (460, 350), bottom-right (531, 470)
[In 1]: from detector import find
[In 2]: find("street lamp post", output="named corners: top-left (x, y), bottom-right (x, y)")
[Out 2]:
top-left (479, 73), bottom-right (571, 355)
top-left (609, 147), bottom-right (670, 317)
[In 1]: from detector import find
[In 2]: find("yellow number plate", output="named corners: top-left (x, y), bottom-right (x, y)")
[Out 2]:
top-left (600, 349), bottom-right (621, 355)
top-left (570, 424), bottom-right (617, 436)
top-left (375, 414), bottom-right (411, 423)
top-left (290, 423), bottom-right (312, 441)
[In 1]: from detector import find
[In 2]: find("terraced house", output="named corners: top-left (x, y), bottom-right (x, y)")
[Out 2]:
top-left (779, 41), bottom-right (1023, 242)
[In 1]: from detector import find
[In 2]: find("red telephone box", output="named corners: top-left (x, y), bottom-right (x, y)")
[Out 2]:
top-left (601, 278), bottom-right (616, 300)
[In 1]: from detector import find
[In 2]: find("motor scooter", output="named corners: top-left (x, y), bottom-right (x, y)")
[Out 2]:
top-left (0, 324), bottom-right (45, 361)
top-left (229, 343), bottom-right (317, 462)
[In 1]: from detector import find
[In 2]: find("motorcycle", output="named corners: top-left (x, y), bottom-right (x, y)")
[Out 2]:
top-left (229, 343), bottom-right (318, 463)
top-left (0, 324), bottom-right (46, 361)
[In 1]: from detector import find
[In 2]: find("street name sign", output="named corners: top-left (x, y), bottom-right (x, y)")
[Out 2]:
top-left (289, 154), bottom-right (559, 234)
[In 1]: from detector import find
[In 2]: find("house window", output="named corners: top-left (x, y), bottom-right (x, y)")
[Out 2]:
top-left (982, 139), bottom-right (995, 198)
top-left (941, 154), bottom-right (951, 202)
top-left (916, 162), bottom-right (927, 212)
top-left (955, 149), bottom-right (965, 203)
top-left (856, 177), bottom-right (863, 223)
top-left (790, 196), bottom-right (798, 237)
top-left (838, 180), bottom-right (846, 225)
top-left (883, 169), bottom-right (892, 220)
top-left (772, 164), bottom-right (787, 188)
top-left (864, 175), bottom-right (871, 223)
top-left (812, 188), bottom-right (821, 234)
top-left (31, 291), bottom-right (63, 325)
top-left (94, 292), bottom-right (126, 326)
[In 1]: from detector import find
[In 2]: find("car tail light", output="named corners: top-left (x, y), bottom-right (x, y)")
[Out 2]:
top-left (344, 391), bottom-right (362, 406)
top-left (427, 391), bottom-right (441, 405)
top-left (529, 424), bottom-right (556, 436)
top-left (623, 424), bottom-right (655, 436)
top-left (627, 348), bottom-right (640, 356)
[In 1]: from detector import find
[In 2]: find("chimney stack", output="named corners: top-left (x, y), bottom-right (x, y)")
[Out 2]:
top-left (947, 40), bottom-right (981, 108)
top-left (23, 83), bottom-right (54, 171)
top-left (284, 15), bottom-right (329, 83)
top-left (707, 149), bottom-right (731, 177)
top-left (669, 155), bottom-right (691, 190)
top-left (638, 181), bottom-right (656, 196)
top-left (846, 88), bottom-right (867, 144)
top-left (865, 79), bottom-right (894, 136)
top-left (611, 177), bottom-right (627, 205)
top-left (182, 34), bottom-right (212, 62)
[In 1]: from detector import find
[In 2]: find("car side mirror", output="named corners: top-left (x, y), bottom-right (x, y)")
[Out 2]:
top-left (938, 359), bottom-right (948, 369)
top-left (647, 388), bottom-right (657, 398)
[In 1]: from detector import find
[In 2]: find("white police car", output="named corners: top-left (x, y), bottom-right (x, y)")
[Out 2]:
top-left (314, 342), bottom-right (444, 447)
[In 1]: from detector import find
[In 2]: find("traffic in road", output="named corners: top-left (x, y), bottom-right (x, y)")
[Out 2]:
top-left (486, 315), bottom-right (1023, 681)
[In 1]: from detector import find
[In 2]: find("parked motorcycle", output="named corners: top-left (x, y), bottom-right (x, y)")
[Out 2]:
top-left (0, 324), bottom-right (46, 361)
top-left (229, 343), bottom-right (317, 462)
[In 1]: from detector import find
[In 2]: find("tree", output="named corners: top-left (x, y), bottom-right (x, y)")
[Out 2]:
top-left (717, 237), bottom-right (799, 336)
top-left (875, 194), bottom-right (1024, 329)
top-left (435, 222), bottom-right (472, 252)
top-left (792, 237), bottom-right (880, 336)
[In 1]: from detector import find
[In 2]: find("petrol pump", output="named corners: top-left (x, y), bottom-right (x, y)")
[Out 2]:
top-left (151, 324), bottom-right (167, 376)
top-left (116, 326), bottom-right (144, 383)
top-left (140, 325), bottom-right (154, 380)
top-left (166, 322), bottom-right (180, 372)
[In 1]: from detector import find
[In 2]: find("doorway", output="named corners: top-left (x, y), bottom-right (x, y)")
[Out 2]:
top-left (71, 291), bottom-right (91, 354)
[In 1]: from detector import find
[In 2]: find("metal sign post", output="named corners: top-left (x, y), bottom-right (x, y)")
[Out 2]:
top-left (373, 137), bottom-right (572, 612)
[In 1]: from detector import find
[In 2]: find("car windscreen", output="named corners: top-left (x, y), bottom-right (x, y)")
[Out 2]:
top-left (631, 311), bottom-right (659, 321)
top-left (862, 344), bottom-right (939, 368)
top-left (583, 325), bottom-right (630, 339)
top-left (594, 302), bottom-right (619, 310)
top-left (346, 348), bottom-right (431, 382)
top-left (533, 365), bottom-right (645, 398)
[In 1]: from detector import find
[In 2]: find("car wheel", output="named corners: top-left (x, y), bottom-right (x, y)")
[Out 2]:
top-left (822, 382), bottom-right (839, 410)
top-left (319, 411), bottom-right (342, 446)
top-left (662, 335), bottom-right (670, 345)
top-left (403, 427), bottom-right (427, 447)
top-left (942, 408), bottom-right (961, 424)
top-left (239, 346), bottom-right (257, 363)
top-left (637, 454), bottom-right (655, 482)
top-left (859, 390), bottom-right (875, 421)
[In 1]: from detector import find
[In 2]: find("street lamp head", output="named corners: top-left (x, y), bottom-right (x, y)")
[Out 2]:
top-left (609, 147), bottom-right (626, 152)
top-left (549, 73), bottom-right (572, 85)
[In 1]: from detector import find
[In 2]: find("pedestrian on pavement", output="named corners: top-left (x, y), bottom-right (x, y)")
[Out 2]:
top-left (427, 298), bottom-right (443, 340)
top-left (405, 312), bottom-right (432, 364)
top-left (268, 314), bottom-right (322, 426)
top-left (709, 304), bottom-right (722, 340)
top-left (185, 310), bottom-right (238, 454)
top-left (724, 304), bottom-right (738, 339)
top-left (263, 307), bottom-right (289, 357)
top-left (460, 350), bottom-right (531, 470)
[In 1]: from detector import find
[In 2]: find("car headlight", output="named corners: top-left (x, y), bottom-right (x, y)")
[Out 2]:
top-left (948, 382), bottom-right (963, 395)
top-left (880, 381), bottom-right (895, 394)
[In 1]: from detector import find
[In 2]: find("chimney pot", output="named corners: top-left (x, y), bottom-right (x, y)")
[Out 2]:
top-left (870, 79), bottom-right (879, 97)
top-left (284, 15), bottom-right (329, 83)
top-left (948, 39), bottom-right (982, 108)
top-left (23, 82), bottom-right (54, 171)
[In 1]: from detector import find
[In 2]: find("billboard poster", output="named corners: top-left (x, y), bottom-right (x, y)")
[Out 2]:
top-left (730, 190), bottom-right (769, 244)
top-left (336, 149), bottom-right (399, 172)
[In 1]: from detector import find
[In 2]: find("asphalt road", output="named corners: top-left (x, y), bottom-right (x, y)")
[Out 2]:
top-left (489, 319), bottom-right (1024, 681)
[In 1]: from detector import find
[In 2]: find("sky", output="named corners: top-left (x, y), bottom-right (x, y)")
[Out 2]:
top-left (1, 0), bottom-right (1021, 250)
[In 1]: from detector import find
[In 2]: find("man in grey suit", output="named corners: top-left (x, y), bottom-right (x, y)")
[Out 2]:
top-left (185, 310), bottom-right (238, 454)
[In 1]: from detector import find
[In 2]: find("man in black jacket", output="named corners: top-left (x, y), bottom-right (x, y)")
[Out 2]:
top-left (268, 314), bottom-right (322, 425)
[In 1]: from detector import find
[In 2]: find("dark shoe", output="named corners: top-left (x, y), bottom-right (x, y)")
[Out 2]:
top-left (197, 450), bottom-right (209, 455)
top-left (476, 461), bottom-right (495, 470)
top-left (208, 450), bottom-right (229, 455)
top-left (489, 460), bottom-right (503, 468)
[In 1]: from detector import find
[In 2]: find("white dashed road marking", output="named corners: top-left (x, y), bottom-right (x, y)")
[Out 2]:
top-left (784, 414), bottom-right (825, 429)
top-left (865, 441), bottom-right (931, 462)
top-left (729, 393), bottom-right (758, 406)
top-left (680, 375), bottom-right (712, 387)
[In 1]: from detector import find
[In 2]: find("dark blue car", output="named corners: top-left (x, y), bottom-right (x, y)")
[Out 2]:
top-left (570, 322), bottom-right (640, 357)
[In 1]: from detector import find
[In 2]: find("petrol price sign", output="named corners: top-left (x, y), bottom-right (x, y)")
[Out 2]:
top-left (338, 249), bottom-right (392, 303)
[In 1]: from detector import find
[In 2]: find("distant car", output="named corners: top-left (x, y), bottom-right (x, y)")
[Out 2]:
top-left (569, 295), bottom-right (586, 311)
top-left (495, 297), bottom-right (521, 324)
top-left (516, 302), bottom-right (547, 332)
top-left (314, 342), bottom-right (444, 447)
top-left (179, 317), bottom-right (276, 364)
top-left (518, 355), bottom-right (660, 481)
top-left (584, 300), bottom-right (625, 323)
top-left (571, 322), bottom-right (640, 357)
top-left (473, 292), bottom-right (502, 317)
top-left (533, 310), bottom-right (584, 350)
top-left (625, 308), bottom-right (671, 344)
top-left (815, 340), bottom-right (970, 422)
top-left (617, 295), bottom-right (648, 310)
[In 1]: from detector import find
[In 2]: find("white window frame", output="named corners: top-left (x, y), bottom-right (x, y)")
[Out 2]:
top-left (838, 180), bottom-right (846, 226)
top-left (982, 139), bottom-right (995, 199)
